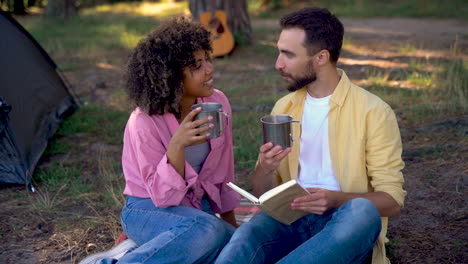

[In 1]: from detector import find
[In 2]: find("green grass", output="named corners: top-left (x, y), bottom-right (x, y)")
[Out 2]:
top-left (438, 59), bottom-right (468, 111)
top-left (398, 43), bottom-right (418, 54)
top-left (35, 162), bottom-right (81, 188)
top-left (33, 103), bottom-right (128, 207)
top-left (406, 72), bottom-right (435, 88)
top-left (55, 104), bottom-right (128, 144)
top-left (20, 14), bottom-right (159, 57)
top-left (16, 1), bottom-right (187, 60)
top-left (232, 111), bottom-right (264, 171)
top-left (42, 139), bottom-right (71, 156)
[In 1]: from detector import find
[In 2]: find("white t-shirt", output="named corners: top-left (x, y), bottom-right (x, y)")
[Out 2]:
top-left (297, 92), bottom-right (341, 191)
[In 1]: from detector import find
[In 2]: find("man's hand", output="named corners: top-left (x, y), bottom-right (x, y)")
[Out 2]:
top-left (291, 188), bottom-right (341, 215)
top-left (251, 142), bottom-right (291, 196)
top-left (257, 142), bottom-right (291, 174)
top-left (291, 189), bottom-right (402, 217)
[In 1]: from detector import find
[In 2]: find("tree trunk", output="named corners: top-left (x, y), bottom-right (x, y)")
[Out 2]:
top-left (13, 0), bottom-right (27, 15)
top-left (28, 0), bottom-right (37, 7)
top-left (44, 0), bottom-right (77, 19)
top-left (189, 0), bottom-right (252, 44)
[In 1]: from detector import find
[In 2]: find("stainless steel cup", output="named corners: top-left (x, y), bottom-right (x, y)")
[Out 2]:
top-left (191, 102), bottom-right (228, 139)
top-left (261, 114), bottom-right (301, 149)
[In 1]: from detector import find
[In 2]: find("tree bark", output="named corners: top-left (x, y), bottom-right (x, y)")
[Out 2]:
top-left (44, 0), bottom-right (77, 19)
top-left (189, 0), bottom-right (252, 44)
top-left (27, 0), bottom-right (37, 7)
top-left (13, 0), bottom-right (27, 15)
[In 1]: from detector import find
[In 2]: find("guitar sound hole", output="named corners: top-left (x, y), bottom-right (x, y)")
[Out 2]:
top-left (216, 24), bottom-right (225, 34)
top-left (209, 18), bottom-right (225, 34)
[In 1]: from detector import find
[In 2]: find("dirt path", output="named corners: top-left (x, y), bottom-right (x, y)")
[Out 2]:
top-left (1, 17), bottom-right (467, 264)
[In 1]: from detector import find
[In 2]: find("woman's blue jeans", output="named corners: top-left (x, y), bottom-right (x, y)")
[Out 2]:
top-left (215, 198), bottom-right (381, 264)
top-left (104, 196), bottom-right (235, 264)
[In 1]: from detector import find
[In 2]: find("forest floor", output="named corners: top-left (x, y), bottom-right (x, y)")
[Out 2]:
top-left (1, 16), bottom-right (467, 264)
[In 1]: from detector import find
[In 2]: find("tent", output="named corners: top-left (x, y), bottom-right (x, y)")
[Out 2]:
top-left (0, 10), bottom-right (78, 188)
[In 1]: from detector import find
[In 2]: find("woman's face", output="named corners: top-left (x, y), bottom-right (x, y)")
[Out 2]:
top-left (182, 50), bottom-right (214, 101)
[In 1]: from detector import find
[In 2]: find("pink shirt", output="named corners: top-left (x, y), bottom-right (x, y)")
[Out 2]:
top-left (122, 89), bottom-right (240, 214)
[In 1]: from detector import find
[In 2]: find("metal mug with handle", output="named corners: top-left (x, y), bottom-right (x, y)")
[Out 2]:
top-left (191, 102), bottom-right (229, 139)
top-left (260, 114), bottom-right (301, 149)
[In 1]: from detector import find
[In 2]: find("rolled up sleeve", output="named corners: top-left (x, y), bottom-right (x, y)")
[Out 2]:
top-left (366, 105), bottom-right (407, 207)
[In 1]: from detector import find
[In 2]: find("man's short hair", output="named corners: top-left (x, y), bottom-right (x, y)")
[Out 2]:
top-left (280, 7), bottom-right (344, 63)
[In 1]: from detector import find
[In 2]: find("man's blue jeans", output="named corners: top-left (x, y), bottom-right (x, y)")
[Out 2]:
top-left (104, 196), bottom-right (235, 264)
top-left (215, 198), bottom-right (381, 264)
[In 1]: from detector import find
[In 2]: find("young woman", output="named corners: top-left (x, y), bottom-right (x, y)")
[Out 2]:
top-left (80, 16), bottom-right (239, 264)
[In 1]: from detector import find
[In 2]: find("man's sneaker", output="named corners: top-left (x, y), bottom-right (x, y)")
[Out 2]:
top-left (79, 238), bottom-right (138, 264)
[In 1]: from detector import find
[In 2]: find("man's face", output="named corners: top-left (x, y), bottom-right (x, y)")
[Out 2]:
top-left (275, 28), bottom-right (316, 91)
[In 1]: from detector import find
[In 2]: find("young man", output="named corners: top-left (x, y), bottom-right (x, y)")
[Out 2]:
top-left (216, 7), bottom-right (406, 264)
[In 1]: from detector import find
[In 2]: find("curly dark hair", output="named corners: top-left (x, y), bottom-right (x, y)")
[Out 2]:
top-left (125, 16), bottom-right (212, 118)
top-left (280, 7), bottom-right (344, 63)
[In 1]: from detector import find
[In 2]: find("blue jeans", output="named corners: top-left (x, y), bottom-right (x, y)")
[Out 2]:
top-left (215, 198), bottom-right (381, 264)
top-left (104, 196), bottom-right (235, 264)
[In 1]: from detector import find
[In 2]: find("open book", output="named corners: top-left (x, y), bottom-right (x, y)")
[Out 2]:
top-left (227, 180), bottom-right (310, 225)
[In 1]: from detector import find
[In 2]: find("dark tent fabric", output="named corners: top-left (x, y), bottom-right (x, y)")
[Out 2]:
top-left (0, 11), bottom-right (78, 186)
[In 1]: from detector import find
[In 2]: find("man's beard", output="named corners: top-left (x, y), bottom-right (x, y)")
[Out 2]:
top-left (280, 61), bottom-right (316, 92)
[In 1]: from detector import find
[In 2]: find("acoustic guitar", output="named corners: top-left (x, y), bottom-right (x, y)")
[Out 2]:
top-left (199, 8), bottom-right (235, 57)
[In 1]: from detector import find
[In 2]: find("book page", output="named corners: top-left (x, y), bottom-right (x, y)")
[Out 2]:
top-left (259, 180), bottom-right (302, 202)
top-left (226, 182), bottom-right (259, 204)
top-left (257, 181), bottom-right (310, 225)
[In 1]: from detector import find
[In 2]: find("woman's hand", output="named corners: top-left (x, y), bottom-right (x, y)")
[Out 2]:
top-left (167, 107), bottom-right (213, 177)
top-left (171, 107), bottom-right (214, 149)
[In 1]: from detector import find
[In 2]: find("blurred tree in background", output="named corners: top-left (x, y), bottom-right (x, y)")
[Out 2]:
top-left (261, 0), bottom-right (291, 10)
top-left (44, 0), bottom-right (77, 18)
top-left (1, 0), bottom-right (27, 14)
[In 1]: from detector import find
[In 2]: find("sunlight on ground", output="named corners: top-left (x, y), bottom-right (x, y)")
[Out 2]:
top-left (83, 1), bottom-right (188, 17)
top-left (343, 43), bottom-right (462, 60)
top-left (353, 79), bottom-right (428, 90)
top-left (340, 57), bottom-right (409, 69)
top-left (96, 62), bottom-right (118, 70)
top-left (119, 31), bottom-right (144, 49)
top-left (346, 26), bottom-right (410, 37)
top-left (258, 40), bottom-right (277, 48)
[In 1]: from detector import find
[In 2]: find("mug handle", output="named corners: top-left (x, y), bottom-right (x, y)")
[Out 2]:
top-left (220, 110), bottom-right (229, 133)
top-left (290, 120), bottom-right (301, 142)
